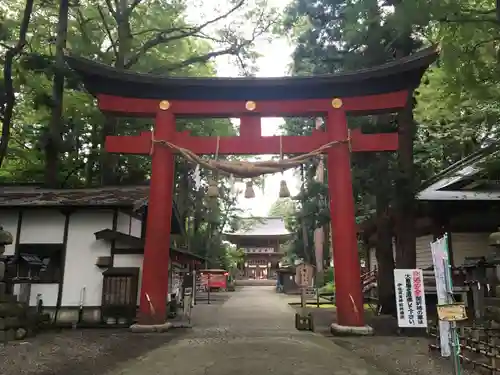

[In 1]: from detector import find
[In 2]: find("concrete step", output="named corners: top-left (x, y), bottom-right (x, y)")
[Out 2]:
top-left (235, 279), bottom-right (276, 286)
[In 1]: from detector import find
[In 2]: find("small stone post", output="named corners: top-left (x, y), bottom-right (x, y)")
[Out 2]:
top-left (0, 225), bottom-right (17, 342)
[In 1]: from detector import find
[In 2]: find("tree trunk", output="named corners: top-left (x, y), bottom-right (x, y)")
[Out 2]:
top-left (374, 154), bottom-right (396, 315)
top-left (100, 116), bottom-right (118, 185)
top-left (45, 0), bottom-right (69, 188)
top-left (101, 0), bottom-right (131, 185)
top-left (86, 122), bottom-right (99, 186)
top-left (388, 0), bottom-right (417, 270)
top-left (0, 0), bottom-right (35, 168)
top-left (395, 99), bottom-right (417, 269)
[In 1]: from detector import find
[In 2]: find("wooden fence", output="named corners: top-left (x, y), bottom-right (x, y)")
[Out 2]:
top-left (429, 323), bottom-right (500, 373)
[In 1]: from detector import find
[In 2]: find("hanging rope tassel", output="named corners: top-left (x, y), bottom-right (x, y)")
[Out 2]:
top-left (279, 180), bottom-right (290, 198)
top-left (207, 136), bottom-right (220, 198)
top-left (278, 134), bottom-right (291, 198)
top-left (244, 180), bottom-right (255, 199)
top-left (207, 179), bottom-right (219, 198)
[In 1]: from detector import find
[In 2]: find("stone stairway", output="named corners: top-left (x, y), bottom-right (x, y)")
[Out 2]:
top-left (235, 279), bottom-right (276, 286)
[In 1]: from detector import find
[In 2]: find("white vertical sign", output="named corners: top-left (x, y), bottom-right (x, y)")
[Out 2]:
top-left (431, 237), bottom-right (452, 357)
top-left (394, 269), bottom-right (428, 328)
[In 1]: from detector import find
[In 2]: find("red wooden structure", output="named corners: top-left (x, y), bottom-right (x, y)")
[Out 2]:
top-left (66, 47), bottom-right (437, 327)
top-left (200, 269), bottom-right (229, 291)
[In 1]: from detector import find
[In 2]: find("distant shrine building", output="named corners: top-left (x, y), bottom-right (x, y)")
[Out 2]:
top-left (225, 218), bottom-right (291, 279)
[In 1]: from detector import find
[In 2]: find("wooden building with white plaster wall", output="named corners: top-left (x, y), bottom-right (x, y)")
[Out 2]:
top-left (365, 141), bottom-right (500, 272)
top-left (0, 185), bottom-right (200, 325)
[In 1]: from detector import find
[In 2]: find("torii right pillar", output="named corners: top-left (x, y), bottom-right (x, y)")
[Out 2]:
top-left (327, 98), bottom-right (372, 334)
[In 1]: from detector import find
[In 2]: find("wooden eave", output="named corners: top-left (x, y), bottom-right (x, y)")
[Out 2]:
top-left (65, 47), bottom-right (438, 102)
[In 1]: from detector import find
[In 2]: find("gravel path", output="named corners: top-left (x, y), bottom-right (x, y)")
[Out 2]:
top-left (0, 329), bottom-right (182, 375)
top-left (2, 289), bottom-right (481, 375)
top-left (286, 299), bottom-right (481, 375)
top-left (104, 286), bottom-right (389, 375)
top-left (332, 336), bottom-right (479, 375)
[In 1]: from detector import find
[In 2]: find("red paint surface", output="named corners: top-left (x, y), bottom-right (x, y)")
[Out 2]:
top-left (201, 270), bottom-right (227, 289)
top-left (106, 128), bottom-right (398, 155)
top-left (200, 274), bottom-right (227, 289)
top-left (327, 109), bottom-right (365, 327)
top-left (138, 110), bottom-right (175, 324)
top-left (97, 91), bottom-right (408, 117)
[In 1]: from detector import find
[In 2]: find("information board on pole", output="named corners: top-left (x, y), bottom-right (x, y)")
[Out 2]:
top-left (394, 269), bottom-right (428, 328)
top-left (431, 236), bottom-right (452, 357)
top-left (295, 263), bottom-right (314, 288)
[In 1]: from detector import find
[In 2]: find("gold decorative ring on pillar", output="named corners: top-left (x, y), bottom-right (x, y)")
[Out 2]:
top-left (331, 98), bottom-right (343, 109)
top-left (159, 100), bottom-right (171, 110)
top-left (245, 101), bottom-right (256, 111)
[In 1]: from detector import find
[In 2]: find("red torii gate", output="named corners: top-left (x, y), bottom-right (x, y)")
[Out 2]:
top-left (66, 47), bottom-right (437, 329)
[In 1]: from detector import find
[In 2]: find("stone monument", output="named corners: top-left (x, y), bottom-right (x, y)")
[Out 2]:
top-left (0, 226), bottom-right (48, 342)
top-left (0, 225), bottom-right (13, 296)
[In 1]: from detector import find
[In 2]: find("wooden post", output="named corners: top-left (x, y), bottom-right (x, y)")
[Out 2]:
top-left (327, 103), bottom-right (364, 327)
top-left (138, 105), bottom-right (175, 325)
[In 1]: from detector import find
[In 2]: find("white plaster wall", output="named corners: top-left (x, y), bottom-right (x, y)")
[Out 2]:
top-left (20, 209), bottom-right (65, 244)
top-left (30, 284), bottom-right (59, 306)
top-left (0, 209), bottom-right (19, 255)
top-left (130, 217), bottom-right (142, 238)
top-left (62, 210), bottom-right (113, 306)
top-left (116, 212), bottom-right (131, 235)
top-left (113, 254), bottom-right (143, 305)
top-left (116, 212), bottom-right (142, 238)
top-left (12, 283), bottom-right (59, 307)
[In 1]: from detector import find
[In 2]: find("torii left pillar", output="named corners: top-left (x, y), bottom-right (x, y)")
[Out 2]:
top-left (138, 106), bottom-right (175, 325)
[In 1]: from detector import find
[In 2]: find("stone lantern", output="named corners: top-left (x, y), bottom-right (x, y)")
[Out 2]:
top-left (0, 226), bottom-right (13, 285)
top-left (487, 228), bottom-right (500, 292)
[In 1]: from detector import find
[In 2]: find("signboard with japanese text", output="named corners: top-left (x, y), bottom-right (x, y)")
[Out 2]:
top-left (394, 269), bottom-right (428, 328)
top-left (295, 263), bottom-right (314, 287)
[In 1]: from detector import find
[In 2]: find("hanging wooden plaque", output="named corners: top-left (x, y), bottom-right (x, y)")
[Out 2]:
top-left (437, 303), bottom-right (468, 322)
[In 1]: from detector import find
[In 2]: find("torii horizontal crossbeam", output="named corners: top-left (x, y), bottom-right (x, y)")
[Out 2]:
top-left (106, 128), bottom-right (398, 155)
top-left (97, 91), bottom-right (408, 117)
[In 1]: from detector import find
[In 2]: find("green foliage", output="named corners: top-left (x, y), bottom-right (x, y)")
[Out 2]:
top-left (319, 281), bottom-right (335, 294)
top-left (0, 0), bottom-right (278, 268)
top-left (224, 246), bottom-right (245, 273)
top-left (275, 0), bottom-right (500, 266)
top-left (268, 197), bottom-right (297, 217)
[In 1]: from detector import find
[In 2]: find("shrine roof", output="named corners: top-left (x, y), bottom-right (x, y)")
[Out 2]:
top-left (0, 185), bottom-right (152, 207)
top-left (225, 217), bottom-right (291, 239)
top-left (0, 185), bottom-right (184, 235)
top-left (65, 47), bottom-right (438, 101)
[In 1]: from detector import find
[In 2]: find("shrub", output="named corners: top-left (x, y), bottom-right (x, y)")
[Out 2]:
top-left (319, 281), bottom-right (335, 294)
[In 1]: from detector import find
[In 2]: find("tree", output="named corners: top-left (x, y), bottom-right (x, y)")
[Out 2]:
top-left (268, 197), bottom-right (296, 217)
top-left (280, 0), bottom-right (406, 312)
top-left (0, 0), bottom-right (35, 168)
top-left (278, 0), bottom-right (500, 313)
top-left (0, 0), bottom-right (278, 270)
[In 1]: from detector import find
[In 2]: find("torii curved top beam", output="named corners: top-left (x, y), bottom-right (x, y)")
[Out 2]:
top-left (65, 47), bottom-right (438, 102)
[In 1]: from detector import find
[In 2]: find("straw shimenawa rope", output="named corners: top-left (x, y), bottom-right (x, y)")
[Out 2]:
top-left (151, 135), bottom-right (350, 179)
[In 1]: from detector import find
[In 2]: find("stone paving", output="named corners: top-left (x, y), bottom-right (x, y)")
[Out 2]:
top-left (105, 286), bottom-right (387, 375)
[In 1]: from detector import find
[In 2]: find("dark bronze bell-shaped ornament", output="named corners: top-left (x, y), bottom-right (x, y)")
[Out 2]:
top-left (244, 180), bottom-right (255, 199)
top-left (279, 179), bottom-right (290, 198)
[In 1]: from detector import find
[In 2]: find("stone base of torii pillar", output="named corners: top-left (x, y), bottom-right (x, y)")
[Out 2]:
top-left (330, 323), bottom-right (374, 336)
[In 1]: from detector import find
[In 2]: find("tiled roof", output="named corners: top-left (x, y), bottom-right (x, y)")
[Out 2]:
top-left (0, 185), bottom-right (149, 207)
top-left (225, 217), bottom-right (291, 237)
